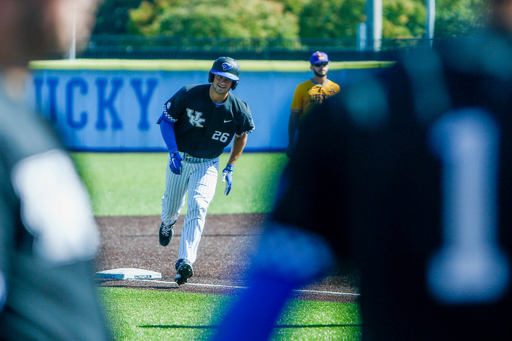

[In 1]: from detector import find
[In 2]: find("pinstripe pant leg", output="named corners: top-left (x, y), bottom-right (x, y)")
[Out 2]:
top-left (161, 155), bottom-right (190, 226)
top-left (178, 158), bottom-right (219, 264)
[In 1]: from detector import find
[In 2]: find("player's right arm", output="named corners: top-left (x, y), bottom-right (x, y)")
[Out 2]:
top-left (160, 119), bottom-right (183, 175)
top-left (158, 88), bottom-right (186, 173)
top-left (160, 120), bottom-right (178, 153)
top-left (159, 99), bottom-right (179, 153)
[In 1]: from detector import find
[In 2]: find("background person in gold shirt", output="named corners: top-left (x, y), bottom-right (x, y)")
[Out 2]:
top-left (286, 51), bottom-right (340, 157)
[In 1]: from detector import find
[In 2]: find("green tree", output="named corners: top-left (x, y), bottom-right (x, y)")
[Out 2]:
top-left (381, 0), bottom-right (425, 38)
top-left (298, 0), bottom-right (424, 39)
top-left (434, 0), bottom-right (488, 38)
top-left (93, 0), bottom-right (148, 35)
top-left (274, 0), bottom-right (312, 15)
top-left (381, 0), bottom-right (487, 39)
top-left (299, 0), bottom-right (366, 38)
top-left (126, 0), bottom-right (488, 42)
top-left (129, 0), bottom-right (299, 40)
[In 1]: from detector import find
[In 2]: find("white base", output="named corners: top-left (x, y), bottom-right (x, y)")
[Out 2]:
top-left (95, 268), bottom-right (162, 280)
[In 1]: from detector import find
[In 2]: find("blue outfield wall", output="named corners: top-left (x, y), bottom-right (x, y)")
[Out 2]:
top-left (26, 66), bottom-right (382, 152)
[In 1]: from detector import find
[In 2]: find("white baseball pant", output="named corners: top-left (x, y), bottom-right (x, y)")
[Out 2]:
top-left (161, 152), bottom-right (219, 265)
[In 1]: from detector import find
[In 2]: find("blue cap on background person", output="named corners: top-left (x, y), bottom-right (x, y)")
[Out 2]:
top-left (310, 51), bottom-right (330, 65)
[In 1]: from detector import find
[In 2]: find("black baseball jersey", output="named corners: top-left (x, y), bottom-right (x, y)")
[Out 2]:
top-left (157, 84), bottom-right (254, 159)
top-left (272, 31), bottom-right (512, 340)
top-left (0, 89), bottom-right (110, 340)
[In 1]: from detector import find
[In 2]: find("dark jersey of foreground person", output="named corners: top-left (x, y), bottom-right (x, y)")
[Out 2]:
top-left (211, 30), bottom-right (512, 341)
top-left (0, 88), bottom-right (110, 340)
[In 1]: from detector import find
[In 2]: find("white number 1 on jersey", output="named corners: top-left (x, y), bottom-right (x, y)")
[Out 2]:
top-left (427, 108), bottom-right (510, 304)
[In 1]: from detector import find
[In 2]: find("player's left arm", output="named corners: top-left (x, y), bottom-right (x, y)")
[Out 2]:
top-left (222, 101), bottom-right (254, 195)
top-left (227, 134), bottom-right (247, 166)
top-left (221, 134), bottom-right (247, 195)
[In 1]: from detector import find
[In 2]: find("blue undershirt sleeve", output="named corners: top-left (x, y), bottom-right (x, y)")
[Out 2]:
top-left (160, 119), bottom-right (178, 153)
top-left (211, 274), bottom-right (296, 341)
top-left (210, 224), bottom-right (335, 341)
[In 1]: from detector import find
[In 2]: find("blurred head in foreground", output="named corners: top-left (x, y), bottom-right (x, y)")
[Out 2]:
top-left (0, 0), bottom-right (100, 67)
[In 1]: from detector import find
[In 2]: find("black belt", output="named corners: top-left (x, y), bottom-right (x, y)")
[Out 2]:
top-left (181, 153), bottom-right (214, 163)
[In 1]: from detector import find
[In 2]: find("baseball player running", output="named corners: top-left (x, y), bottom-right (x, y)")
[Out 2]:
top-left (157, 56), bottom-right (255, 285)
top-left (286, 51), bottom-right (340, 157)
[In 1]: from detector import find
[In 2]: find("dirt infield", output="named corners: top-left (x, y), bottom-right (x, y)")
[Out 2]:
top-left (95, 214), bottom-right (359, 303)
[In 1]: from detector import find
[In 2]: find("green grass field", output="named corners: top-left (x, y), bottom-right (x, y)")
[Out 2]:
top-left (72, 152), bottom-right (288, 216)
top-left (100, 287), bottom-right (362, 341)
top-left (75, 152), bottom-right (362, 340)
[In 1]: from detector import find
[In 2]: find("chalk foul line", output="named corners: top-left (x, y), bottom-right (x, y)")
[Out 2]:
top-left (132, 279), bottom-right (360, 296)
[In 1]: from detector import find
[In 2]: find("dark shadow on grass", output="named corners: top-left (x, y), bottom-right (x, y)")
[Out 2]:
top-left (140, 324), bottom-right (362, 329)
top-left (121, 234), bottom-right (261, 238)
top-left (95, 280), bottom-right (180, 290)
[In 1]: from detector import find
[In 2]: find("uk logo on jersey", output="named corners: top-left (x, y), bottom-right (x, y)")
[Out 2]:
top-left (186, 108), bottom-right (206, 128)
top-left (222, 63), bottom-right (233, 71)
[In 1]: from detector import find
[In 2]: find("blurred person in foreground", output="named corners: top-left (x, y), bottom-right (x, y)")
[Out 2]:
top-left (212, 0), bottom-right (512, 340)
top-left (0, 0), bottom-right (110, 340)
top-left (286, 51), bottom-right (340, 157)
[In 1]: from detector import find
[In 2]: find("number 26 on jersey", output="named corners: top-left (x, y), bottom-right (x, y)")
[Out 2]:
top-left (212, 131), bottom-right (230, 143)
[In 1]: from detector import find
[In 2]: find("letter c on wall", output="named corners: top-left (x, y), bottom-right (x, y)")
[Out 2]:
top-left (66, 77), bottom-right (88, 129)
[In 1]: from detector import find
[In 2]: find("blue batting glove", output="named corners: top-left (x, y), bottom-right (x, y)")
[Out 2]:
top-left (222, 164), bottom-right (235, 195)
top-left (170, 152), bottom-right (183, 175)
